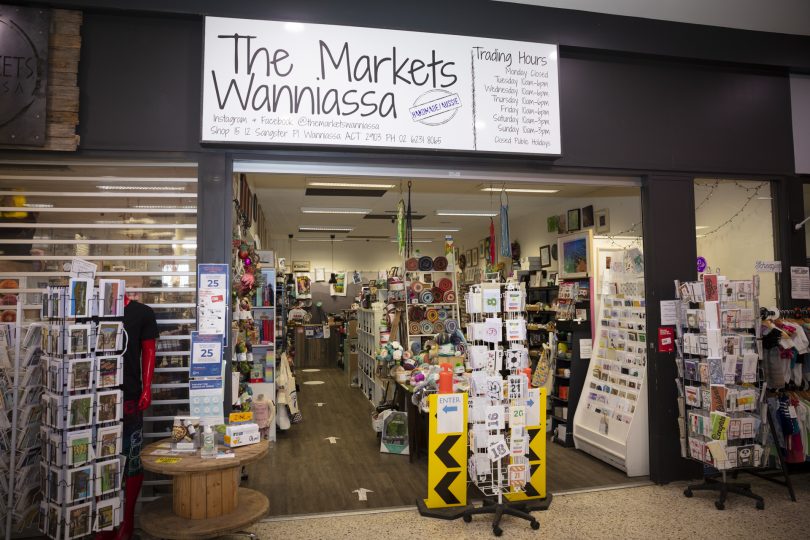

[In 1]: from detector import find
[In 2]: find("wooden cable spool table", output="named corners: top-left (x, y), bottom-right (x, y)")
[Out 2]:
top-left (140, 439), bottom-right (269, 540)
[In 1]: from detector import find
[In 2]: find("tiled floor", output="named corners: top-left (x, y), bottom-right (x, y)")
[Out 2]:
top-left (241, 476), bottom-right (807, 539)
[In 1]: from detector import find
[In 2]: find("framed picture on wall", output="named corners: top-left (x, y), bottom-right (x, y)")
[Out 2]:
top-left (595, 209), bottom-right (610, 233)
top-left (539, 245), bottom-right (552, 268)
top-left (557, 214), bottom-right (566, 234)
top-left (567, 208), bottom-right (581, 232)
top-left (582, 205), bottom-right (594, 228)
top-left (478, 240), bottom-right (485, 258)
top-left (558, 230), bottom-right (592, 279)
top-left (547, 215), bottom-right (558, 233)
top-left (471, 248), bottom-right (479, 267)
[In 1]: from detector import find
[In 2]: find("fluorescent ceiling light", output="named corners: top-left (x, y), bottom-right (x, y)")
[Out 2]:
top-left (696, 234), bottom-right (706, 238)
top-left (298, 226), bottom-right (354, 232)
top-left (480, 187), bottom-right (559, 194)
top-left (300, 207), bottom-right (371, 215)
top-left (307, 181), bottom-right (395, 189)
top-left (24, 203), bottom-right (54, 208)
top-left (296, 238), bottom-right (345, 242)
top-left (695, 226), bottom-right (708, 230)
top-left (97, 185), bottom-right (187, 192)
top-left (412, 227), bottom-right (460, 232)
top-left (594, 235), bottom-right (642, 240)
top-left (132, 204), bottom-right (197, 210)
top-left (390, 239), bottom-right (432, 243)
top-left (436, 210), bottom-right (498, 217)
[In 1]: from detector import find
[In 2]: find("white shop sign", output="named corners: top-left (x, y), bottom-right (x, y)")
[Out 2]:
top-left (202, 17), bottom-right (561, 155)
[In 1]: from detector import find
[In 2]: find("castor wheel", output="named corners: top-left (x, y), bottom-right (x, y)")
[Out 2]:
top-left (493, 526), bottom-right (503, 537)
top-left (683, 488), bottom-right (693, 498)
top-left (756, 501), bottom-right (765, 510)
top-left (463, 514), bottom-right (472, 523)
top-left (531, 520), bottom-right (540, 530)
top-left (715, 501), bottom-right (725, 510)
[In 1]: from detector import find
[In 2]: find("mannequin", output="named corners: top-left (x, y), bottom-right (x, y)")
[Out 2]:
top-left (251, 393), bottom-right (274, 440)
top-left (97, 294), bottom-right (157, 540)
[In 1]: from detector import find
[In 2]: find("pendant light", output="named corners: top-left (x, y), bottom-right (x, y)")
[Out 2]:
top-left (328, 234), bottom-right (338, 284)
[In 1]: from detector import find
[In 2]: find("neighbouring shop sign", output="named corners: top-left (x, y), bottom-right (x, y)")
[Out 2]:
top-left (0, 5), bottom-right (49, 146)
top-left (202, 17), bottom-right (561, 155)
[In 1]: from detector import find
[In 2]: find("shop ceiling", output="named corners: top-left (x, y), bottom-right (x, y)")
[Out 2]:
top-left (248, 173), bottom-right (638, 242)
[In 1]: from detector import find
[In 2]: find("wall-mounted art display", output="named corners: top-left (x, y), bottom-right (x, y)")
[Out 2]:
top-left (558, 230), bottom-right (592, 279)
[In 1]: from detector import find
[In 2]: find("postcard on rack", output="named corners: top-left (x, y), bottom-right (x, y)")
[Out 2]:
top-left (709, 385), bottom-right (727, 412)
top-left (741, 352), bottom-right (758, 383)
top-left (704, 301), bottom-right (720, 330)
top-left (703, 274), bottom-right (719, 302)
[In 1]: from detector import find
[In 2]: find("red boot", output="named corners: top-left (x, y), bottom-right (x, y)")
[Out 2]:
top-left (113, 473), bottom-right (143, 540)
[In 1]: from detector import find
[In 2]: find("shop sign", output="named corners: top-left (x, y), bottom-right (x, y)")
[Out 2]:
top-left (0, 5), bottom-right (49, 146)
top-left (754, 260), bottom-right (781, 273)
top-left (202, 17), bottom-right (561, 155)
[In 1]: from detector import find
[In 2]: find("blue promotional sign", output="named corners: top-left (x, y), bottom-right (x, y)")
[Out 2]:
top-left (190, 331), bottom-right (224, 378)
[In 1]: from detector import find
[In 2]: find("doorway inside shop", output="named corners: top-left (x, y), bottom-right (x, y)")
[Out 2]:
top-left (233, 167), bottom-right (648, 516)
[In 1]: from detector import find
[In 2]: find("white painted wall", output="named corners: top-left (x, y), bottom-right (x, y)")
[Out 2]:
top-left (694, 179), bottom-right (777, 307)
top-left (454, 193), bottom-right (642, 275)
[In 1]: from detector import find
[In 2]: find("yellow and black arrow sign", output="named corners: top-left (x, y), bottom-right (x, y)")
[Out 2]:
top-left (424, 393), bottom-right (468, 509)
top-left (506, 387), bottom-right (547, 502)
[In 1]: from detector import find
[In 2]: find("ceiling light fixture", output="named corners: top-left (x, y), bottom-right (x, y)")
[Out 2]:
top-left (436, 210), bottom-right (498, 217)
top-left (307, 181), bottom-right (395, 189)
top-left (480, 187), bottom-right (559, 194)
top-left (24, 203), bottom-right (54, 208)
top-left (412, 227), bottom-right (460, 232)
top-left (390, 239), bottom-right (432, 243)
top-left (298, 226), bottom-right (354, 232)
top-left (296, 238), bottom-right (345, 242)
top-left (97, 185), bottom-right (187, 192)
top-left (300, 207), bottom-right (371, 214)
top-left (695, 226), bottom-right (708, 230)
top-left (131, 204), bottom-right (197, 210)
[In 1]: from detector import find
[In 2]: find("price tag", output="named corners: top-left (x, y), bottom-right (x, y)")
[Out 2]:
top-left (510, 405), bottom-right (526, 427)
top-left (154, 457), bottom-right (182, 464)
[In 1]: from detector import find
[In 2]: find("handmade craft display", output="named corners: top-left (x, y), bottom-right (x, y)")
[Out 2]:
top-left (403, 248), bottom-right (461, 349)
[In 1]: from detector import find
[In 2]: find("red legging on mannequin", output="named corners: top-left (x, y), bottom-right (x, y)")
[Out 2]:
top-left (97, 297), bottom-right (155, 540)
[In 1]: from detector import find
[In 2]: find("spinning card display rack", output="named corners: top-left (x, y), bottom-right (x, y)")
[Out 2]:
top-left (38, 278), bottom-right (128, 539)
top-left (674, 275), bottom-right (767, 510)
top-left (464, 281), bottom-right (549, 536)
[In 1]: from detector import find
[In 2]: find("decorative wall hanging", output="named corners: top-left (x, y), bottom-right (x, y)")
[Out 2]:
top-left (558, 230), bottom-right (592, 279)
top-left (567, 208), bottom-right (581, 232)
top-left (539, 245), bottom-right (552, 268)
top-left (595, 208), bottom-right (610, 233)
top-left (582, 205), bottom-right (594, 228)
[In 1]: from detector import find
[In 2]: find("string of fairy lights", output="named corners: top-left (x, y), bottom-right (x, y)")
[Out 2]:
top-left (695, 180), bottom-right (770, 239)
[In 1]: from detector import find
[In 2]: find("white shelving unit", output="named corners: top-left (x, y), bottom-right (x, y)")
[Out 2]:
top-left (356, 303), bottom-right (388, 405)
top-left (248, 268), bottom-right (276, 442)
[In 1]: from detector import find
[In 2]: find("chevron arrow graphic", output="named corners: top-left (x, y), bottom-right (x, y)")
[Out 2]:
top-left (527, 427), bottom-right (541, 461)
top-left (435, 470), bottom-right (461, 505)
top-left (524, 463), bottom-right (541, 497)
top-left (436, 434), bottom-right (461, 468)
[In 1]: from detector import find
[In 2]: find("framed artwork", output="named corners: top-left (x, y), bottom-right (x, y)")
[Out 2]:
top-left (547, 215), bottom-right (558, 233)
top-left (582, 205), bottom-right (594, 228)
top-left (314, 267), bottom-right (326, 282)
top-left (471, 248), bottom-right (479, 267)
top-left (478, 239), bottom-right (485, 258)
top-left (558, 230), bottom-right (592, 279)
top-left (557, 214), bottom-right (566, 234)
top-left (567, 208), bottom-right (581, 232)
top-left (330, 271), bottom-right (347, 296)
top-left (292, 260), bottom-right (311, 272)
top-left (539, 245), bottom-right (552, 268)
top-left (484, 237), bottom-right (491, 262)
top-left (595, 209), bottom-right (610, 233)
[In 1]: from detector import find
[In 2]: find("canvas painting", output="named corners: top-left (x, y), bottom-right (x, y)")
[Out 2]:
top-left (558, 231), bottom-right (592, 279)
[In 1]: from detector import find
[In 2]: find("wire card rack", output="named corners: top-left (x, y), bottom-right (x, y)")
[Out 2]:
top-left (464, 280), bottom-right (545, 536)
top-left (35, 283), bottom-right (128, 540)
top-left (674, 275), bottom-right (767, 510)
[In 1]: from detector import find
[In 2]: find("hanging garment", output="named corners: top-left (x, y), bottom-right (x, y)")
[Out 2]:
top-left (499, 192), bottom-right (511, 258)
top-left (489, 218), bottom-right (496, 264)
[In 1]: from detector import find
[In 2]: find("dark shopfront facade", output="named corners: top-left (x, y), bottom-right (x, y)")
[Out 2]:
top-left (6, 0), bottom-right (810, 485)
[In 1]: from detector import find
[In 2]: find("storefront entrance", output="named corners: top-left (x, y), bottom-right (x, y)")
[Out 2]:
top-left (232, 163), bottom-right (649, 515)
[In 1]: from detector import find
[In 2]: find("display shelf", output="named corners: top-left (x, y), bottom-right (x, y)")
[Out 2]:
top-left (550, 319), bottom-right (590, 448)
top-left (356, 303), bottom-right (390, 406)
top-left (572, 245), bottom-right (648, 476)
top-left (551, 415), bottom-right (568, 423)
top-left (402, 254), bottom-right (460, 347)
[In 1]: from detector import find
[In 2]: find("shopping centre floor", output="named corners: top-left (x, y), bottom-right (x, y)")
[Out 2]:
top-left (243, 367), bottom-right (642, 516)
top-left (245, 477), bottom-right (808, 539)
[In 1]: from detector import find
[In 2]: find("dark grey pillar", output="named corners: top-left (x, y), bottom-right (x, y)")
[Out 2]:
top-left (641, 175), bottom-right (703, 483)
top-left (197, 153), bottom-right (234, 410)
top-left (774, 176), bottom-right (807, 307)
